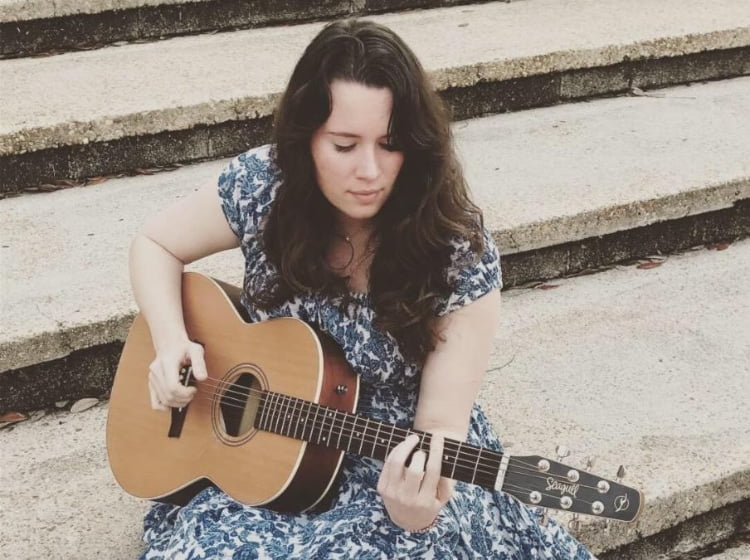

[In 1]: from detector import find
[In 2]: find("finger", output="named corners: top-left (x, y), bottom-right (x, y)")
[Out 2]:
top-left (188, 344), bottom-right (209, 381)
top-left (148, 363), bottom-right (168, 402)
top-left (164, 362), bottom-right (196, 402)
top-left (421, 433), bottom-right (445, 490)
top-left (404, 449), bottom-right (427, 491)
top-left (148, 377), bottom-right (168, 412)
top-left (385, 434), bottom-right (420, 467)
top-left (406, 449), bottom-right (427, 476)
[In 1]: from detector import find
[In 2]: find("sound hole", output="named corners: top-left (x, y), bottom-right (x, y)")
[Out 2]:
top-left (219, 372), bottom-right (262, 437)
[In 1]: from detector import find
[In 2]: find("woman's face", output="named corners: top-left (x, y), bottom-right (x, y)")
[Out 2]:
top-left (310, 80), bottom-right (405, 233)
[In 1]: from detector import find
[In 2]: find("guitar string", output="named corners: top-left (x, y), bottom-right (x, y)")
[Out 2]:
top-left (173, 376), bottom-right (609, 492)
top-left (502, 482), bottom-right (603, 509)
top-left (185, 379), bottom-right (505, 478)
top-left (161, 380), bottom-right (610, 495)
top-left (207, 379), bottom-right (614, 493)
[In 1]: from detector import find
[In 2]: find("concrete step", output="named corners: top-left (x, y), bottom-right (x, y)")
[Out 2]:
top-left (2, 75), bottom-right (749, 412)
top-left (703, 544), bottom-right (750, 560)
top-left (1, 238), bottom-right (748, 559)
top-left (0, 0), bottom-right (491, 58)
top-left (2, 0), bottom-right (749, 193)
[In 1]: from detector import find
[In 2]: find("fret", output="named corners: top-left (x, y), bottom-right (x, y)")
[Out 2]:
top-left (335, 409), bottom-right (345, 450)
top-left (372, 421), bottom-right (382, 459)
top-left (451, 442), bottom-right (463, 479)
top-left (256, 392), bottom-right (268, 431)
top-left (324, 408), bottom-right (335, 447)
top-left (311, 403), bottom-right (322, 445)
top-left (279, 394), bottom-right (292, 437)
top-left (300, 400), bottom-right (313, 441)
top-left (289, 396), bottom-right (302, 439)
top-left (471, 446), bottom-right (482, 485)
top-left (358, 418), bottom-right (369, 455)
top-left (263, 392), bottom-right (275, 433)
top-left (289, 396), bottom-right (300, 438)
top-left (345, 413), bottom-right (355, 452)
top-left (387, 423), bottom-right (396, 455)
top-left (272, 393), bottom-right (284, 435)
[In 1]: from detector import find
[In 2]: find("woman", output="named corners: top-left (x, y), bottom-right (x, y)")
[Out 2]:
top-left (129, 18), bottom-right (595, 559)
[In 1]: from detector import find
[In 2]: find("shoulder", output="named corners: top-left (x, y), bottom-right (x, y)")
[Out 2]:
top-left (438, 227), bottom-right (502, 316)
top-left (217, 144), bottom-right (282, 237)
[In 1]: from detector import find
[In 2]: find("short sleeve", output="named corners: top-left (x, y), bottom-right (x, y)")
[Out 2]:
top-left (436, 228), bottom-right (502, 316)
top-left (217, 144), bottom-right (280, 238)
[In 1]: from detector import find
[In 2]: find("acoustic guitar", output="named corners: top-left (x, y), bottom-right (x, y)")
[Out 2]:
top-left (107, 272), bottom-right (642, 522)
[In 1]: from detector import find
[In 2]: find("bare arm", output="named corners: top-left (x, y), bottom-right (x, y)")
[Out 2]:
top-left (377, 289), bottom-right (502, 530)
top-left (129, 182), bottom-right (240, 407)
top-left (414, 288), bottom-right (502, 439)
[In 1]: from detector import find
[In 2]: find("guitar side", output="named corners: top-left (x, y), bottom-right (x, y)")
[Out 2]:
top-left (106, 272), bottom-right (359, 512)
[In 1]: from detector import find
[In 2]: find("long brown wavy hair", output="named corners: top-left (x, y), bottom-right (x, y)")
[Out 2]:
top-left (253, 19), bottom-right (485, 366)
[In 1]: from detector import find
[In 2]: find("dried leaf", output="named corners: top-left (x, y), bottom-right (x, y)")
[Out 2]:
top-left (70, 397), bottom-right (99, 413)
top-left (706, 242), bottom-right (730, 251)
top-left (0, 411), bottom-right (28, 423)
top-left (134, 168), bottom-right (156, 175)
top-left (630, 86), bottom-right (665, 98)
top-left (539, 284), bottom-right (560, 290)
top-left (55, 400), bottom-right (69, 409)
top-left (637, 261), bottom-right (663, 270)
top-left (85, 176), bottom-right (108, 186)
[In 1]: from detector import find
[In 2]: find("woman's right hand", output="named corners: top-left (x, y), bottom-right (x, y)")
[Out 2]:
top-left (147, 339), bottom-right (208, 411)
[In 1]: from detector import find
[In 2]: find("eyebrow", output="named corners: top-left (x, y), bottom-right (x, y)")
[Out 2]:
top-left (327, 132), bottom-right (390, 139)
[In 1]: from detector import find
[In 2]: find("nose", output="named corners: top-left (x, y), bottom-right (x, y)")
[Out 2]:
top-left (355, 147), bottom-right (380, 181)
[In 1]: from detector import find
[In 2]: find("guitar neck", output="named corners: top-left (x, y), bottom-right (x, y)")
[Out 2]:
top-left (256, 390), bottom-right (504, 490)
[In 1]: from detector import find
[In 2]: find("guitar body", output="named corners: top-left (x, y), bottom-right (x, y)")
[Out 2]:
top-left (107, 272), bottom-right (359, 512)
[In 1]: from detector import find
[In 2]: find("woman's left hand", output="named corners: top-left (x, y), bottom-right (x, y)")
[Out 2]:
top-left (377, 433), bottom-right (455, 532)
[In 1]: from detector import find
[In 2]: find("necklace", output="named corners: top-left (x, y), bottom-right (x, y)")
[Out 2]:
top-left (332, 233), bottom-right (375, 273)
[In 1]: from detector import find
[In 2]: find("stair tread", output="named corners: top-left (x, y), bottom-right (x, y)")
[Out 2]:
top-left (2, 0), bottom-right (749, 155)
top-left (2, 76), bottom-right (749, 372)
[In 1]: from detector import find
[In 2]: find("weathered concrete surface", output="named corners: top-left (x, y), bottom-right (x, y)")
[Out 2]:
top-left (2, 77), bottom-right (748, 375)
top-left (0, 0), bottom-right (207, 21)
top-left (2, 0), bottom-right (749, 156)
top-left (1, 239), bottom-right (748, 559)
top-left (704, 544), bottom-right (750, 560)
top-left (481, 239), bottom-right (750, 553)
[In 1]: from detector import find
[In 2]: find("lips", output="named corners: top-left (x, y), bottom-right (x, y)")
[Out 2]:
top-left (350, 189), bottom-right (382, 203)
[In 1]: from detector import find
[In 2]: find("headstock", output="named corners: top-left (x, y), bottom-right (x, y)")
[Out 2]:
top-left (498, 454), bottom-right (643, 522)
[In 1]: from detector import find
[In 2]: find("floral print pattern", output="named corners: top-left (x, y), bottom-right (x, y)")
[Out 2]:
top-left (140, 145), bottom-right (596, 559)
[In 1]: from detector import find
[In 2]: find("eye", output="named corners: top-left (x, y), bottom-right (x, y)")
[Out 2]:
top-left (334, 144), bottom-right (355, 153)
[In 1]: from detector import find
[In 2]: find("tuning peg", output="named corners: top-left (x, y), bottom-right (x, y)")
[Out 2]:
top-left (555, 445), bottom-right (570, 463)
top-left (616, 465), bottom-right (627, 482)
top-left (585, 456), bottom-right (597, 471)
top-left (538, 508), bottom-right (549, 526)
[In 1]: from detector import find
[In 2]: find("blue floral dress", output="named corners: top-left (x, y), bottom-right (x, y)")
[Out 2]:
top-left (140, 145), bottom-right (596, 559)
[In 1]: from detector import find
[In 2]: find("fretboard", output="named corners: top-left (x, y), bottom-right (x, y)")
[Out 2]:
top-left (255, 390), bottom-right (503, 489)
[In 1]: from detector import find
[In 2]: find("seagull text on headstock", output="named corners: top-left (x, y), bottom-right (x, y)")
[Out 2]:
top-left (546, 478), bottom-right (580, 498)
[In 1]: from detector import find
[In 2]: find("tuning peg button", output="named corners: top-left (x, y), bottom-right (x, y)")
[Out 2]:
top-left (555, 445), bottom-right (570, 462)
